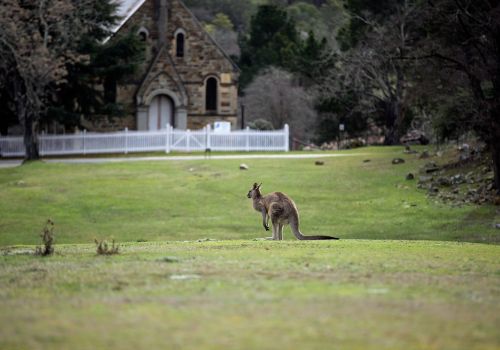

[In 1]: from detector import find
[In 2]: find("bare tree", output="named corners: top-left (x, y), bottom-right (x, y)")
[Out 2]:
top-left (0, 1), bottom-right (75, 159)
top-left (0, 0), bottom-right (114, 160)
top-left (319, 0), bottom-right (419, 145)
top-left (243, 67), bottom-right (316, 140)
top-left (411, 0), bottom-right (500, 193)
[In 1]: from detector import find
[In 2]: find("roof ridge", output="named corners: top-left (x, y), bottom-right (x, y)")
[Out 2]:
top-left (176, 0), bottom-right (240, 72)
top-left (104, 0), bottom-right (147, 43)
top-left (106, 0), bottom-right (240, 72)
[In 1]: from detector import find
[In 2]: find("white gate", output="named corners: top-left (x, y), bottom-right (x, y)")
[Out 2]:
top-left (0, 124), bottom-right (290, 157)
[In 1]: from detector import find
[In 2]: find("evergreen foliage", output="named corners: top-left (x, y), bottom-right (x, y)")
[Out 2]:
top-left (239, 5), bottom-right (301, 89)
top-left (45, 13), bottom-right (145, 129)
top-left (294, 31), bottom-right (335, 84)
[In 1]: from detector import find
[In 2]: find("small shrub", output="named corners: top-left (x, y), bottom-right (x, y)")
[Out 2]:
top-left (94, 238), bottom-right (120, 255)
top-left (247, 119), bottom-right (274, 130)
top-left (35, 219), bottom-right (55, 256)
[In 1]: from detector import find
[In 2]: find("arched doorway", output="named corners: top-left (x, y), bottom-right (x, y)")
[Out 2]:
top-left (148, 95), bottom-right (174, 130)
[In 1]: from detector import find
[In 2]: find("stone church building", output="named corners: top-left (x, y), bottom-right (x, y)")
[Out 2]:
top-left (103, 0), bottom-right (239, 131)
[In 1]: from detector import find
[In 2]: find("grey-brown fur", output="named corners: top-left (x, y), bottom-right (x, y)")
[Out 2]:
top-left (247, 183), bottom-right (339, 240)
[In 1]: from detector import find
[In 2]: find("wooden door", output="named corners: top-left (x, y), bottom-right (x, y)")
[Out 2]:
top-left (148, 95), bottom-right (173, 130)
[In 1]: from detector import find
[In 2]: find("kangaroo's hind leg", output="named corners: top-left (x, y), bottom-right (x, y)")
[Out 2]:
top-left (270, 210), bottom-right (281, 241)
top-left (277, 224), bottom-right (284, 240)
top-left (269, 203), bottom-right (284, 241)
top-left (272, 222), bottom-right (279, 240)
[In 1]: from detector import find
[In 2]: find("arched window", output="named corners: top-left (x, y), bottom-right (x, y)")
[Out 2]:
top-left (137, 28), bottom-right (148, 42)
top-left (176, 32), bottom-right (185, 57)
top-left (205, 77), bottom-right (218, 112)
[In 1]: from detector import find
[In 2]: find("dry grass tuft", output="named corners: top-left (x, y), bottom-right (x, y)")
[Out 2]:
top-left (34, 219), bottom-right (55, 256)
top-left (94, 238), bottom-right (120, 255)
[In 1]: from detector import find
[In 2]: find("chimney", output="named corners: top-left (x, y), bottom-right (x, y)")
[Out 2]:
top-left (157, 0), bottom-right (168, 47)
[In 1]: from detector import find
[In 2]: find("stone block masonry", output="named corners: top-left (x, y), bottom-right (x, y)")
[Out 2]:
top-left (92, 0), bottom-right (239, 131)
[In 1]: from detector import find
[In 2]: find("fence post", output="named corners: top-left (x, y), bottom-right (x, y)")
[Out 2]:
top-left (170, 125), bottom-right (174, 152)
top-left (83, 130), bottom-right (87, 155)
top-left (284, 124), bottom-right (289, 152)
top-left (187, 129), bottom-right (191, 152)
top-left (246, 126), bottom-right (250, 152)
top-left (61, 128), bottom-right (67, 154)
top-left (206, 124), bottom-right (211, 150)
top-left (124, 127), bottom-right (128, 154)
top-left (165, 123), bottom-right (170, 153)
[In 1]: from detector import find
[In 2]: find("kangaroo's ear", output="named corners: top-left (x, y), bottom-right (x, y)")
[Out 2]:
top-left (257, 183), bottom-right (262, 189)
top-left (253, 183), bottom-right (258, 189)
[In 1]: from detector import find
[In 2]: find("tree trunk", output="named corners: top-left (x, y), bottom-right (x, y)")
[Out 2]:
top-left (383, 100), bottom-right (404, 145)
top-left (23, 112), bottom-right (40, 161)
top-left (13, 78), bottom-right (40, 161)
top-left (492, 140), bottom-right (500, 195)
top-left (490, 115), bottom-right (500, 195)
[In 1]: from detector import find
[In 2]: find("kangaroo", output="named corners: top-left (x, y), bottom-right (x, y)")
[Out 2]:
top-left (247, 183), bottom-right (339, 240)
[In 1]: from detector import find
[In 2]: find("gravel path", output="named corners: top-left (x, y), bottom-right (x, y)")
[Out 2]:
top-left (0, 153), bottom-right (366, 168)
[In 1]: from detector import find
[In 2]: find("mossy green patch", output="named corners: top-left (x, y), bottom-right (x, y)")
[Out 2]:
top-left (0, 240), bottom-right (498, 349)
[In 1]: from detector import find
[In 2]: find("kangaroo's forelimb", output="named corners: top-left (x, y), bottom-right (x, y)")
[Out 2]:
top-left (261, 209), bottom-right (269, 231)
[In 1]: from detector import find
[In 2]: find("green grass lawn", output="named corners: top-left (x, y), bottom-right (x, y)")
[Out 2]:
top-left (1, 240), bottom-right (498, 350)
top-left (0, 147), bottom-right (499, 349)
top-left (0, 147), bottom-right (498, 245)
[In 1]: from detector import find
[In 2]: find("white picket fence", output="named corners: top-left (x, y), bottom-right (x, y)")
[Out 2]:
top-left (0, 124), bottom-right (289, 157)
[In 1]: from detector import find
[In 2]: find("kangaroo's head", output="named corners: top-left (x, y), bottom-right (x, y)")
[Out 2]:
top-left (247, 182), bottom-right (262, 199)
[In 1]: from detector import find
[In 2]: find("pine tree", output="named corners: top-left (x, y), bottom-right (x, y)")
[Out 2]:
top-left (46, 30), bottom-right (145, 130)
top-left (239, 5), bottom-right (300, 89)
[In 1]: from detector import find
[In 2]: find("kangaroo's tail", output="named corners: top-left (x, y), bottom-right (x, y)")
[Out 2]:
top-left (302, 235), bottom-right (340, 240)
top-left (290, 218), bottom-right (339, 240)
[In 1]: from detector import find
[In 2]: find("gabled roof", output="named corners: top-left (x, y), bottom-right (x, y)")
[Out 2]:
top-left (108, 0), bottom-right (239, 72)
top-left (111, 0), bottom-right (146, 35)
